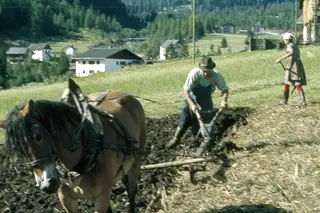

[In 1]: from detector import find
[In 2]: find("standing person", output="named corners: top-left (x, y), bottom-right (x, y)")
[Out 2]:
top-left (166, 56), bottom-right (229, 156)
top-left (276, 32), bottom-right (307, 107)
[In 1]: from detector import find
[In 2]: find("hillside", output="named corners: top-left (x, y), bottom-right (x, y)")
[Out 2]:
top-left (122, 0), bottom-right (296, 13)
top-left (0, 45), bottom-right (319, 212)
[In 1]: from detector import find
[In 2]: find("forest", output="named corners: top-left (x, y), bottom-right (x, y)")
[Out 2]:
top-left (0, 0), bottom-right (299, 89)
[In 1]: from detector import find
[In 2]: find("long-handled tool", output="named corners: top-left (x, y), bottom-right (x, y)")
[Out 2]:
top-left (193, 107), bottom-right (224, 142)
top-left (279, 61), bottom-right (296, 94)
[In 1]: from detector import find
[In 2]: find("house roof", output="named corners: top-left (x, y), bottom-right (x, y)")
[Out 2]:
top-left (221, 23), bottom-right (235, 27)
top-left (63, 45), bottom-right (78, 51)
top-left (161, 40), bottom-right (180, 48)
top-left (6, 47), bottom-right (29, 55)
top-left (73, 48), bottom-right (142, 60)
top-left (28, 43), bottom-right (51, 50)
top-left (296, 15), bottom-right (303, 24)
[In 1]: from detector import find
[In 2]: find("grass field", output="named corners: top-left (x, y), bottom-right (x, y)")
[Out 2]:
top-left (188, 33), bottom-right (282, 54)
top-left (0, 44), bottom-right (319, 212)
top-left (44, 29), bottom-right (109, 55)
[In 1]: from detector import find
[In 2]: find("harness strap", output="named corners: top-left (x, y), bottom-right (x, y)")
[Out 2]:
top-left (114, 153), bottom-right (126, 180)
top-left (89, 106), bottom-right (139, 150)
top-left (88, 91), bottom-right (112, 107)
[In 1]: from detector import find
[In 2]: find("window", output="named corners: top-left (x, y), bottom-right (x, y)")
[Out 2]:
top-left (97, 61), bottom-right (100, 64)
top-left (89, 70), bottom-right (94, 74)
top-left (83, 70), bottom-right (85, 74)
top-left (120, 61), bottom-right (126, 65)
top-left (89, 61), bottom-right (95, 64)
top-left (82, 61), bottom-right (86, 64)
top-left (116, 61), bottom-right (119, 65)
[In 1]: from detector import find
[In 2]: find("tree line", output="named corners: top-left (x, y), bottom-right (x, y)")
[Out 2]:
top-left (0, 0), bottom-right (300, 88)
top-left (137, 0), bottom-right (297, 58)
top-left (0, 0), bottom-right (143, 39)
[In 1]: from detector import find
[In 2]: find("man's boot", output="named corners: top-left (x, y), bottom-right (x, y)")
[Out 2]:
top-left (166, 126), bottom-right (187, 149)
top-left (277, 91), bottom-right (289, 105)
top-left (299, 91), bottom-right (306, 107)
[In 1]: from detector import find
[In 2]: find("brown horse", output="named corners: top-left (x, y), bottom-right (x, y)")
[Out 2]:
top-left (0, 79), bottom-right (146, 213)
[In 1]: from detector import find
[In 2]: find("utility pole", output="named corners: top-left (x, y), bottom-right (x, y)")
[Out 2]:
top-left (192, 0), bottom-right (196, 63)
top-left (295, 0), bottom-right (298, 38)
top-left (314, 0), bottom-right (317, 43)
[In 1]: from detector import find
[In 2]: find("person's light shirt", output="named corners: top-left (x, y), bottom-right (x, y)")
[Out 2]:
top-left (183, 68), bottom-right (228, 93)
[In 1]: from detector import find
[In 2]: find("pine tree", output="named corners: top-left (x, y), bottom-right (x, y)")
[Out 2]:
top-left (210, 44), bottom-right (214, 53)
top-left (58, 53), bottom-right (70, 75)
top-left (0, 45), bottom-right (8, 89)
top-left (220, 37), bottom-right (228, 48)
top-left (182, 43), bottom-right (189, 57)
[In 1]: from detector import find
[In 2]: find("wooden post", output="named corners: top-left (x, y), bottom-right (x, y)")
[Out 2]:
top-left (314, 0), bottom-right (318, 43)
top-left (248, 36), bottom-right (252, 52)
top-left (295, 0), bottom-right (298, 38)
top-left (192, 0), bottom-right (196, 63)
top-left (141, 157), bottom-right (215, 170)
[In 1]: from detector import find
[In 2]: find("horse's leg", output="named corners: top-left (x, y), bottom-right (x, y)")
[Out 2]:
top-left (123, 161), bottom-right (141, 213)
top-left (57, 184), bottom-right (78, 213)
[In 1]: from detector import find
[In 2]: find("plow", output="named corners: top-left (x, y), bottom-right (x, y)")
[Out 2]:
top-left (141, 108), bottom-right (226, 182)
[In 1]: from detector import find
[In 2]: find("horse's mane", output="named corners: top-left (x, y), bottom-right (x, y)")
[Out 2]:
top-left (4, 100), bottom-right (81, 157)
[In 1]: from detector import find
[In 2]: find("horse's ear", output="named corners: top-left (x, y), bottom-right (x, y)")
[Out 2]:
top-left (0, 120), bottom-right (6, 129)
top-left (68, 78), bottom-right (83, 97)
top-left (20, 100), bottom-right (35, 117)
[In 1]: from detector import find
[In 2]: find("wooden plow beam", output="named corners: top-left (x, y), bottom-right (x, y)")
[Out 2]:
top-left (141, 157), bottom-right (215, 170)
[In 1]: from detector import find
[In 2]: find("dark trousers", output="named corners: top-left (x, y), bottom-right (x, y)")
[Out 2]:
top-left (178, 101), bottom-right (214, 137)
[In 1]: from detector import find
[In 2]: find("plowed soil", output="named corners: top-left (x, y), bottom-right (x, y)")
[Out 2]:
top-left (0, 107), bottom-right (250, 213)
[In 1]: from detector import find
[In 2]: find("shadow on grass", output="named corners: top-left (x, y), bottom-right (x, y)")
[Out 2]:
top-left (192, 141), bottom-right (272, 184)
top-left (198, 204), bottom-right (292, 213)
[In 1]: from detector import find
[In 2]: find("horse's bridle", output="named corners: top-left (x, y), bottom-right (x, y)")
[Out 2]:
top-left (24, 122), bottom-right (57, 169)
top-left (27, 155), bottom-right (56, 168)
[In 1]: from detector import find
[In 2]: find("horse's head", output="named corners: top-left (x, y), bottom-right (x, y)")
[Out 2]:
top-left (0, 100), bottom-right (83, 194)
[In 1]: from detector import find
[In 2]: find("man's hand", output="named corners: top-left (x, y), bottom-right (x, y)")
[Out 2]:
top-left (220, 101), bottom-right (228, 108)
top-left (190, 104), bottom-right (199, 112)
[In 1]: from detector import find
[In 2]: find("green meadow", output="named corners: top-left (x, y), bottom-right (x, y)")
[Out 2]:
top-left (188, 33), bottom-right (282, 53)
top-left (0, 45), bottom-right (318, 120)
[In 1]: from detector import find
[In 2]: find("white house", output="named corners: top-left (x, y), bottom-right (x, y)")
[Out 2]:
top-left (28, 43), bottom-right (52, 61)
top-left (159, 40), bottom-right (183, 60)
top-left (63, 45), bottom-right (78, 57)
top-left (73, 48), bottom-right (143, 77)
top-left (221, 23), bottom-right (236, 34)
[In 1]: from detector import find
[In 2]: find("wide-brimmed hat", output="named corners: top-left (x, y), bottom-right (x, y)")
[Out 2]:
top-left (199, 56), bottom-right (216, 71)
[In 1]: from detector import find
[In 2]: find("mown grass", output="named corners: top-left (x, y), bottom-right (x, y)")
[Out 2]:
top-left (0, 44), bottom-right (319, 213)
top-left (47, 29), bottom-right (107, 54)
top-left (188, 33), bottom-right (281, 53)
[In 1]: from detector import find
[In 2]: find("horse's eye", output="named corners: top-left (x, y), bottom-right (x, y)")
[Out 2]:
top-left (34, 134), bottom-right (43, 143)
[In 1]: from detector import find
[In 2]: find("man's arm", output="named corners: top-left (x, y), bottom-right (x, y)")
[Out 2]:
top-left (183, 69), bottom-right (199, 112)
top-left (184, 89), bottom-right (198, 112)
top-left (214, 71), bottom-right (229, 108)
top-left (221, 91), bottom-right (228, 108)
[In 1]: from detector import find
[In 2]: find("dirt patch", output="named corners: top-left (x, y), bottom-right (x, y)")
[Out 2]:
top-left (0, 107), bottom-right (250, 213)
